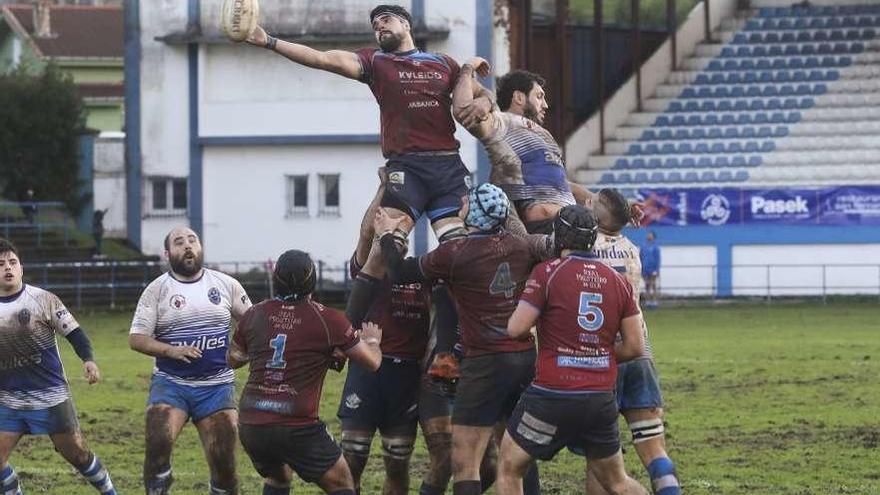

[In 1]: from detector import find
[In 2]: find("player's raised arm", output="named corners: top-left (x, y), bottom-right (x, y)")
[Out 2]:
top-left (374, 208), bottom-right (429, 285)
top-left (453, 58), bottom-right (496, 137)
top-left (244, 26), bottom-right (361, 79)
top-left (354, 168), bottom-right (388, 267)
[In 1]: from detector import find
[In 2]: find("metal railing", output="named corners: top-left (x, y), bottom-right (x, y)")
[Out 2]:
top-left (658, 263), bottom-right (880, 301)
top-left (22, 259), bottom-right (351, 310)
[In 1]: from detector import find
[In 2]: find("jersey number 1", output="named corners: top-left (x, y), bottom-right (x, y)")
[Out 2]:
top-left (267, 334), bottom-right (287, 369)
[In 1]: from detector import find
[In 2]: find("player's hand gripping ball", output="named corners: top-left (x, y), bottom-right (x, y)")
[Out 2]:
top-left (221, 0), bottom-right (260, 42)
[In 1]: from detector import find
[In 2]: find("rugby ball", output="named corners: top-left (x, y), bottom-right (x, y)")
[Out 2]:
top-left (221, 0), bottom-right (260, 42)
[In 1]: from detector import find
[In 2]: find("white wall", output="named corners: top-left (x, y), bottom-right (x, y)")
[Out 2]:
top-left (733, 244), bottom-right (880, 296)
top-left (657, 245), bottom-right (717, 296)
top-left (92, 136), bottom-right (126, 237)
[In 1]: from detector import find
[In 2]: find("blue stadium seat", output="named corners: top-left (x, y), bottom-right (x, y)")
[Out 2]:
top-left (682, 88), bottom-right (697, 98)
top-left (696, 74), bottom-right (710, 85)
top-left (781, 32), bottom-right (795, 43)
top-left (635, 172), bottom-right (649, 183)
top-left (646, 144), bottom-right (662, 154)
top-left (698, 157), bottom-right (713, 168)
top-left (758, 126), bottom-right (772, 138)
top-left (672, 129), bottom-right (687, 140)
top-left (775, 126), bottom-right (789, 137)
top-left (708, 127), bottom-right (723, 139)
top-left (648, 158), bottom-right (663, 169)
top-left (715, 156), bottom-right (730, 168)
top-left (632, 158), bottom-right (647, 168)
top-left (787, 111), bottom-right (802, 123)
top-left (692, 128), bottom-right (707, 139)
top-left (659, 129), bottom-right (675, 140)
top-left (748, 156), bottom-right (762, 167)
top-left (685, 171), bottom-right (699, 183)
top-left (711, 142), bottom-right (726, 154)
top-left (741, 127), bottom-right (756, 138)
top-left (686, 101), bottom-right (701, 112)
top-left (668, 101), bottom-right (683, 112)
top-left (688, 115), bottom-right (703, 126)
top-left (745, 141), bottom-right (760, 153)
top-left (649, 172), bottom-right (664, 183)
top-left (628, 144), bottom-right (642, 155)
top-left (761, 141), bottom-right (775, 152)
top-left (682, 157), bottom-right (697, 168)
top-left (642, 130), bottom-right (656, 140)
top-left (601, 173), bottom-right (615, 184)
top-left (700, 171), bottom-right (716, 182)
top-left (674, 143), bottom-right (691, 154)
top-left (718, 101), bottom-right (733, 112)
top-left (667, 172), bottom-right (682, 183)
top-left (718, 171), bottom-right (734, 182)
top-left (664, 158), bottom-right (679, 168)
top-left (615, 158), bottom-right (629, 169)
top-left (729, 142), bottom-right (743, 154)
top-left (734, 170), bottom-right (749, 181)
top-left (672, 115), bottom-right (687, 126)
top-left (724, 127), bottom-right (739, 139)
top-left (721, 114), bottom-right (736, 125)
top-left (695, 143), bottom-right (710, 154)
top-left (732, 156), bottom-right (746, 167)
top-left (655, 116), bottom-right (670, 126)
top-left (731, 86), bottom-right (745, 98)
top-left (754, 112), bottom-right (769, 124)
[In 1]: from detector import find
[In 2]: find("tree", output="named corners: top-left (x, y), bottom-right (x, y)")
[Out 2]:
top-left (0, 63), bottom-right (88, 215)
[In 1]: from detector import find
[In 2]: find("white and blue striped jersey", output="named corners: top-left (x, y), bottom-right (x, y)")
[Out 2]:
top-left (0, 285), bottom-right (79, 410)
top-left (592, 233), bottom-right (654, 360)
top-left (130, 269), bottom-right (251, 386)
top-left (484, 112), bottom-right (576, 209)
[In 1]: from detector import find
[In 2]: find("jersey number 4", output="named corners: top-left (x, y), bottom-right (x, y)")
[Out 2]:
top-left (267, 334), bottom-right (287, 369)
top-left (578, 292), bottom-right (604, 332)
top-left (489, 262), bottom-right (517, 298)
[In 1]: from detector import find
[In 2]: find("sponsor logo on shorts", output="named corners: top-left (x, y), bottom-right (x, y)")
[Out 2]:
top-left (208, 287), bottom-right (221, 305)
top-left (389, 172), bottom-right (405, 185)
top-left (17, 308), bottom-right (30, 326)
top-left (170, 294), bottom-right (186, 310)
top-left (345, 393), bottom-right (362, 410)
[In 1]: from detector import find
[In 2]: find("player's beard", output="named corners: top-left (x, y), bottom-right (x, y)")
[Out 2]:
top-left (170, 251), bottom-right (203, 277)
top-left (523, 101), bottom-right (544, 125)
top-left (378, 31), bottom-right (404, 52)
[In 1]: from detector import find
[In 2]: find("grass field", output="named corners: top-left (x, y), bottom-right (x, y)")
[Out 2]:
top-left (10, 301), bottom-right (880, 494)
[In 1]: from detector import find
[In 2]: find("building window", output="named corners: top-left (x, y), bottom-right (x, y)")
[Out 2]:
top-left (150, 178), bottom-right (187, 215)
top-left (286, 175), bottom-right (309, 217)
top-left (319, 174), bottom-right (340, 216)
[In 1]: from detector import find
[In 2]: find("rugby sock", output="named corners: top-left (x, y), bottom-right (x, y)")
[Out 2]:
top-left (431, 285), bottom-right (458, 354)
top-left (346, 273), bottom-right (382, 327)
top-left (522, 462), bottom-right (541, 495)
top-left (145, 467), bottom-right (172, 495)
top-left (77, 454), bottom-right (116, 494)
top-left (647, 457), bottom-right (680, 495)
top-left (1, 464), bottom-right (22, 495)
top-left (419, 482), bottom-right (446, 495)
top-left (452, 480), bottom-right (481, 495)
top-left (263, 485), bottom-right (290, 495)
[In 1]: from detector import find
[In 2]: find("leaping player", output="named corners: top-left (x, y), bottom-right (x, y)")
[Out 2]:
top-left (239, 4), bottom-right (493, 329)
top-left (129, 227), bottom-right (252, 495)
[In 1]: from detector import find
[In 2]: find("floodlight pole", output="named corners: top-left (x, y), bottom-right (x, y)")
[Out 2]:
top-left (667, 0), bottom-right (677, 70)
top-left (704, 0), bottom-right (712, 41)
top-left (594, 0), bottom-right (605, 154)
top-left (632, 0), bottom-right (642, 111)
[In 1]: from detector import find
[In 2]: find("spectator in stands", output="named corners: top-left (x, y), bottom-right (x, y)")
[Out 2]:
top-left (21, 189), bottom-right (37, 224)
top-left (92, 208), bottom-right (108, 258)
top-left (640, 231), bottom-right (661, 309)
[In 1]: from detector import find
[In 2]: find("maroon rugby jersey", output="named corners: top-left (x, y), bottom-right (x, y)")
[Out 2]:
top-left (356, 48), bottom-right (460, 157)
top-left (520, 253), bottom-right (640, 392)
top-left (234, 299), bottom-right (359, 426)
top-left (350, 254), bottom-right (430, 360)
top-left (419, 230), bottom-right (542, 357)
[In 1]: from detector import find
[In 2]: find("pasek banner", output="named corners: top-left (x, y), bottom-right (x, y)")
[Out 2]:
top-left (636, 186), bottom-right (880, 227)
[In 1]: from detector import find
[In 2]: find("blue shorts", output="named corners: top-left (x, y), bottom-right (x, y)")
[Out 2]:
top-left (0, 399), bottom-right (79, 435)
top-left (382, 154), bottom-right (471, 222)
top-left (337, 357), bottom-right (420, 434)
top-left (616, 359), bottom-right (664, 411)
top-left (148, 375), bottom-right (236, 422)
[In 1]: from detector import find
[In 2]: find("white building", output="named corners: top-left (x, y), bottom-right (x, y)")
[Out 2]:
top-left (126, 0), bottom-right (504, 269)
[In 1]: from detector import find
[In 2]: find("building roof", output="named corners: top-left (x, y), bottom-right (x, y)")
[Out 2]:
top-left (76, 82), bottom-right (124, 100)
top-left (1, 4), bottom-right (123, 59)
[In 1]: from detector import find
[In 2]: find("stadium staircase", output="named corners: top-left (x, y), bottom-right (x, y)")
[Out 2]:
top-left (577, 3), bottom-right (880, 188)
top-left (2, 207), bottom-right (161, 308)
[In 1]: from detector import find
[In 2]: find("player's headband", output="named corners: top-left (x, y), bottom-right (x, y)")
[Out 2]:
top-left (370, 6), bottom-right (412, 26)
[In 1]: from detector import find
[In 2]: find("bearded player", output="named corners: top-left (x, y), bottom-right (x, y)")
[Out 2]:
top-left (337, 170), bottom-right (431, 494)
top-left (585, 189), bottom-right (681, 495)
top-left (240, 4), bottom-right (493, 329)
top-left (228, 249), bottom-right (384, 495)
top-left (129, 227), bottom-right (252, 495)
top-left (0, 238), bottom-right (116, 495)
top-left (375, 183), bottom-right (552, 495)
top-left (498, 205), bottom-right (648, 495)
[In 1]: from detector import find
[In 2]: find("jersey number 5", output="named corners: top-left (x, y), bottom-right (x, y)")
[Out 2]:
top-left (489, 262), bottom-right (517, 298)
top-left (578, 292), bottom-right (604, 332)
top-left (267, 334), bottom-right (287, 369)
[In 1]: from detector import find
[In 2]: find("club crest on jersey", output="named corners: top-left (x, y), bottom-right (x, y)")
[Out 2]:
top-left (170, 294), bottom-right (187, 310)
top-left (389, 171), bottom-right (405, 185)
top-left (345, 393), bottom-right (362, 410)
top-left (208, 287), bottom-right (222, 305)
top-left (17, 308), bottom-right (30, 326)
